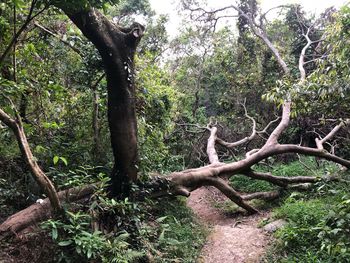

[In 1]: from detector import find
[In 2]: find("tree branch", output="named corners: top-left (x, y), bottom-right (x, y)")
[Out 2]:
top-left (0, 0), bottom-right (49, 67)
top-left (0, 105), bottom-right (62, 213)
top-left (34, 22), bottom-right (82, 55)
top-left (207, 126), bottom-right (220, 164)
top-left (205, 177), bottom-right (258, 214)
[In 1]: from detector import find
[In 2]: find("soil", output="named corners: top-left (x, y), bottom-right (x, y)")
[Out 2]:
top-left (0, 229), bottom-right (57, 263)
top-left (187, 187), bottom-right (271, 263)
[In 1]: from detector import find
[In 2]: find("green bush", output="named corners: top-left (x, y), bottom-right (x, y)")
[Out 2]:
top-left (266, 169), bottom-right (350, 262)
top-left (274, 198), bottom-right (327, 250)
top-left (42, 205), bottom-right (144, 263)
top-left (42, 189), bottom-right (206, 263)
top-left (149, 198), bottom-right (207, 262)
top-left (317, 195), bottom-right (350, 262)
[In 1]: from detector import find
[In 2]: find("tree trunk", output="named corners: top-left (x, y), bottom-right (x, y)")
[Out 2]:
top-left (63, 9), bottom-right (144, 197)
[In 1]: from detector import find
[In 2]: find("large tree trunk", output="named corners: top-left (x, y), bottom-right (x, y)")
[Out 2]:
top-left (63, 9), bottom-right (144, 197)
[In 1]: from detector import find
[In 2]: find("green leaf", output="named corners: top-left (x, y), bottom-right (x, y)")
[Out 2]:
top-left (159, 229), bottom-right (165, 241)
top-left (87, 249), bottom-right (92, 259)
top-left (52, 228), bottom-right (58, 240)
top-left (53, 156), bottom-right (59, 165)
top-left (60, 157), bottom-right (68, 166)
top-left (156, 216), bottom-right (168, 223)
top-left (58, 240), bottom-right (73, 246)
top-left (166, 238), bottom-right (182, 245)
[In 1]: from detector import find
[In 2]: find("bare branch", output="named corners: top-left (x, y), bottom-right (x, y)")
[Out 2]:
top-left (216, 100), bottom-right (257, 148)
top-left (299, 27), bottom-right (313, 82)
top-left (242, 191), bottom-right (280, 201)
top-left (264, 102), bottom-right (291, 146)
top-left (233, 5), bottom-right (290, 75)
top-left (216, 102), bottom-right (280, 150)
top-left (205, 177), bottom-right (258, 214)
top-left (207, 126), bottom-right (220, 164)
top-left (243, 170), bottom-right (318, 187)
top-left (315, 119), bottom-right (350, 150)
top-left (258, 116), bottom-right (281, 134)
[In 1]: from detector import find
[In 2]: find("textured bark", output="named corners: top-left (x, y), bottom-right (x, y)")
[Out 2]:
top-left (0, 185), bottom-right (96, 239)
top-left (63, 8), bottom-right (144, 196)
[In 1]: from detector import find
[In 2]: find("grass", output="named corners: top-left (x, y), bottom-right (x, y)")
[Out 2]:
top-left (260, 158), bottom-right (350, 263)
top-left (229, 157), bottom-right (336, 193)
top-left (147, 197), bottom-right (207, 262)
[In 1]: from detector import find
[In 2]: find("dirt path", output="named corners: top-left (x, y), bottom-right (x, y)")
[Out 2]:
top-left (187, 187), bottom-right (271, 263)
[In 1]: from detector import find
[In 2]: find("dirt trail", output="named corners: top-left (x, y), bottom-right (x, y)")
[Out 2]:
top-left (187, 187), bottom-right (271, 263)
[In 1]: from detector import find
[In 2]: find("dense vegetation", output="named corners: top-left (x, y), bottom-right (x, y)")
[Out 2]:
top-left (1, 0), bottom-right (350, 262)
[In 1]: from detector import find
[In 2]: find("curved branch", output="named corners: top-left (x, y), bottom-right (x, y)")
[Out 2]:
top-left (216, 100), bottom-right (257, 148)
top-left (299, 27), bottom-right (313, 81)
top-left (275, 144), bottom-right (350, 168)
top-left (315, 119), bottom-right (350, 150)
top-left (0, 107), bottom-right (62, 213)
top-left (264, 101), bottom-right (291, 146)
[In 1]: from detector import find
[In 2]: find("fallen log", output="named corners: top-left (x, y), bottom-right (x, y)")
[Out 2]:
top-left (0, 184), bottom-right (96, 239)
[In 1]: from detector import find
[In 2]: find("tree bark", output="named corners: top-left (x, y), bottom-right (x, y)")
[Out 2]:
top-left (0, 184), bottom-right (95, 239)
top-left (62, 8), bottom-right (144, 197)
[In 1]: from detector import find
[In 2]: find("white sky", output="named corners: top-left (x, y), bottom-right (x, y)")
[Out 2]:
top-left (149, 0), bottom-right (348, 38)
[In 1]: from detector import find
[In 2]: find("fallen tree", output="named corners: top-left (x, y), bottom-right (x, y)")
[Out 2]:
top-left (0, 2), bottom-right (349, 238)
top-left (0, 184), bottom-right (96, 239)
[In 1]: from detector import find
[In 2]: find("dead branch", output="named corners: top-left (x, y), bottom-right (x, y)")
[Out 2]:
top-left (216, 100), bottom-right (281, 149)
top-left (205, 177), bottom-right (258, 214)
top-left (242, 191), bottom-right (280, 201)
top-left (207, 126), bottom-right (220, 164)
top-left (243, 170), bottom-right (318, 187)
top-left (315, 119), bottom-right (350, 150)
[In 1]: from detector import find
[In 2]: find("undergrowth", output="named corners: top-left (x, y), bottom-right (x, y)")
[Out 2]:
top-left (40, 170), bottom-right (206, 263)
top-left (261, 158), bottom-right (350, 262)
top-left (229, 157), bottom-right (334, 193)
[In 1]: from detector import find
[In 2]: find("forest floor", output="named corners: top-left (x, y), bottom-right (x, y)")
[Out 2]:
top-left (187, 187), bottom-right (272, 263)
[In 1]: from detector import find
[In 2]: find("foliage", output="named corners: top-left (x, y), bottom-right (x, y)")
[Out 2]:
top-left (317, 195), bottom-right (350, 261)
top-left (1, 0), bottom-right (350, 262)
top-left (52, 0), bottom-right (121, 13)
top-left (230, 157), bottom-right (322, 193)
top-left (136, 52), bottom-right (185, 175)
top-left (48, 165), bottom-right (109, 189)
top-left (41, 188), bottom-right (206, 263)
top-left (141, 197), bottom-right (207, 262)
top-left (266, 168), bottom-right (350, 262)
top-left (42, 210), bottom-right (143, 262)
